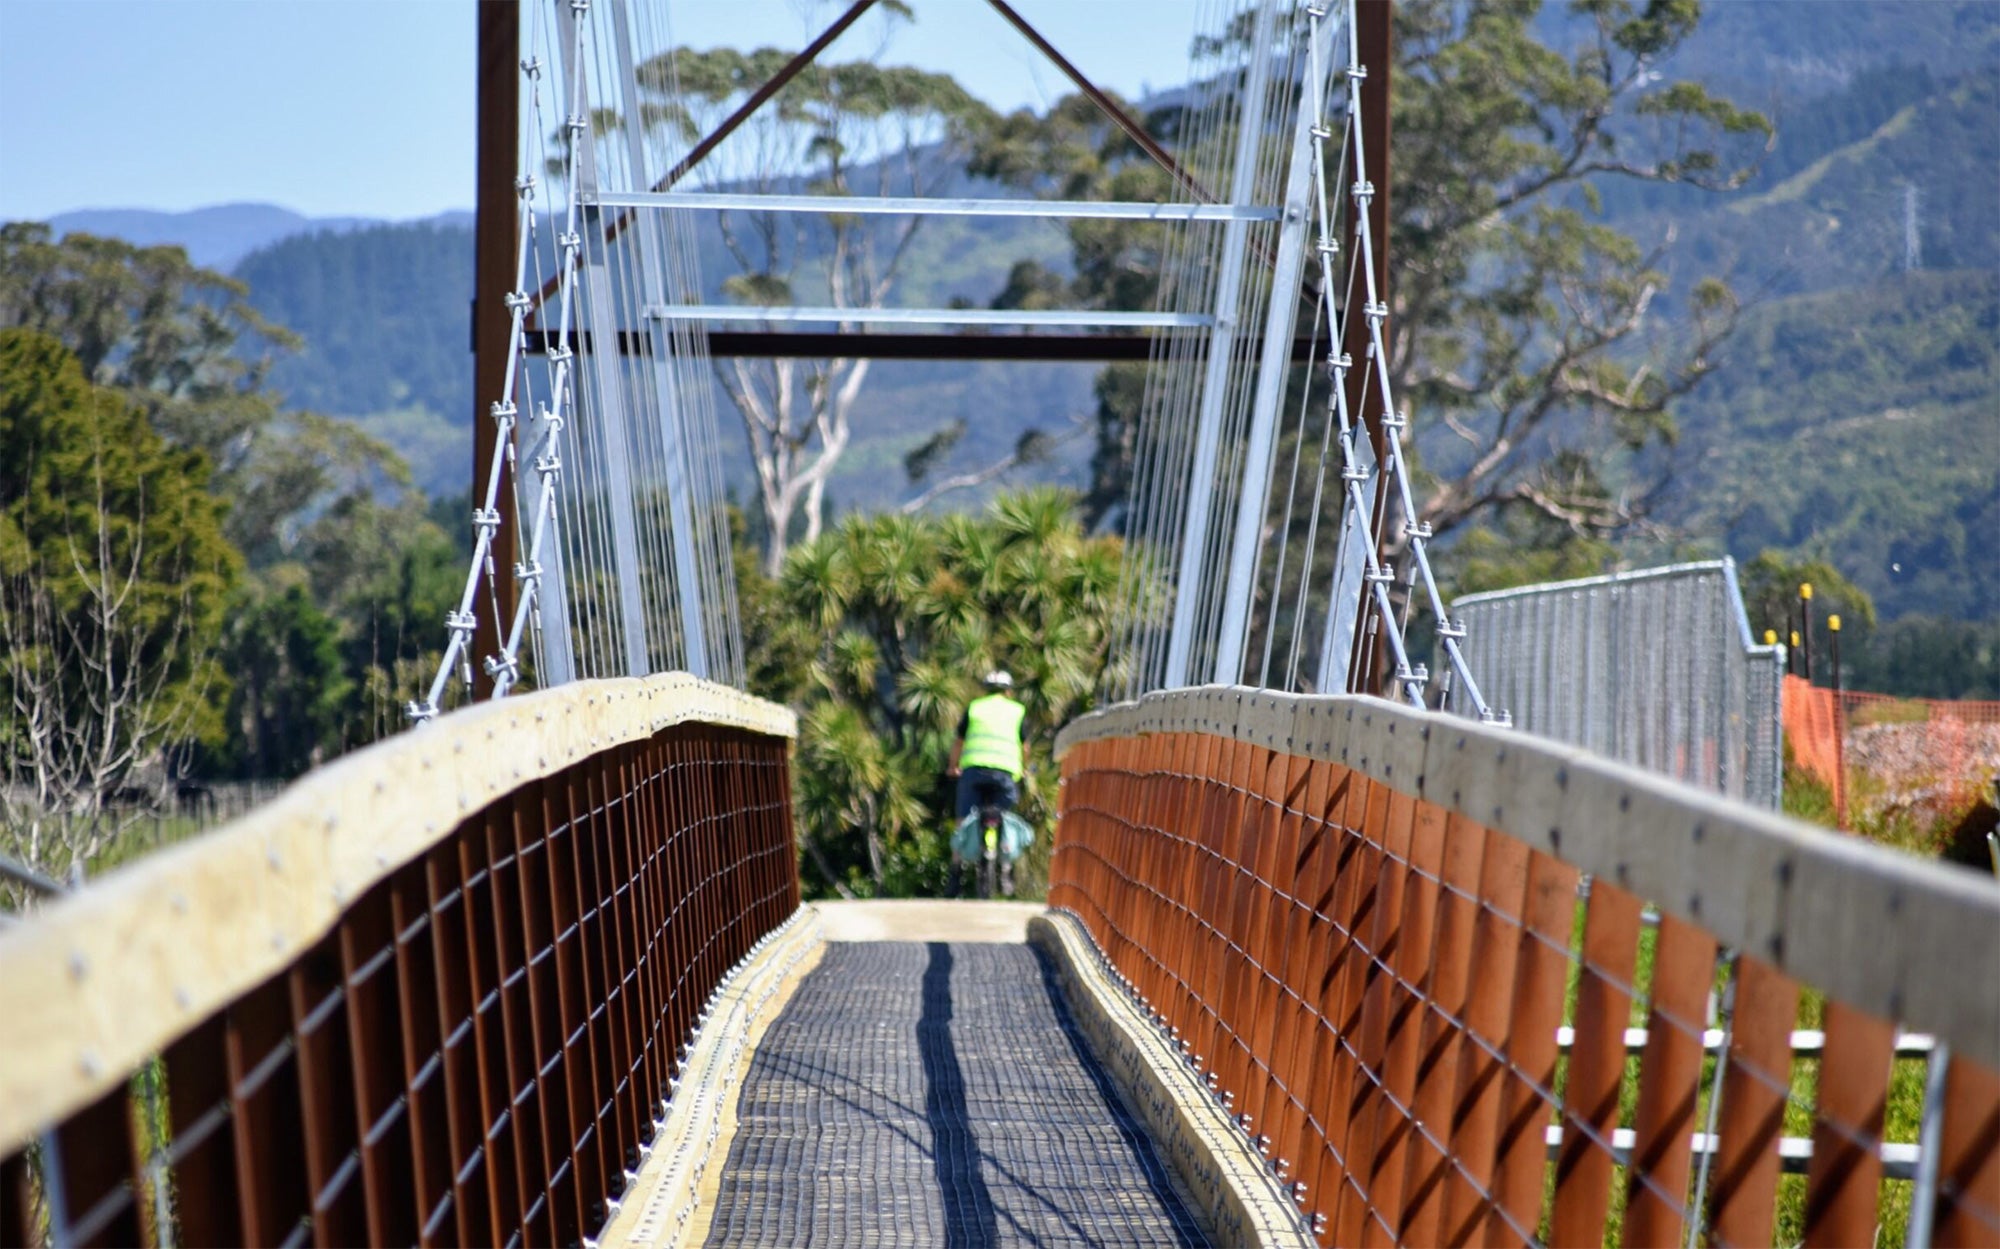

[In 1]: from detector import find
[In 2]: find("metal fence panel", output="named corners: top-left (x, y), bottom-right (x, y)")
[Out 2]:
top-left (1452, 559), bottom-right (1784, 808)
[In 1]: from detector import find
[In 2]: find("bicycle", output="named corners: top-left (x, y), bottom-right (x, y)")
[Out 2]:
top-left (978, 801), bottom-right (1014, 899)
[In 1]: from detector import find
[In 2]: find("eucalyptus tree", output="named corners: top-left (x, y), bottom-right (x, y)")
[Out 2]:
top-left (974, 0), bottom-right (1772, 559)
top-left (635, 9), bottom-right (999, 571)
top-left (750, 489), bottom-right (1124, 896)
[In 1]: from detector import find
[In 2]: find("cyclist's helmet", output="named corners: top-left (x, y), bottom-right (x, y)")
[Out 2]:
top-left (982, 669), bottom-right (1014, 690)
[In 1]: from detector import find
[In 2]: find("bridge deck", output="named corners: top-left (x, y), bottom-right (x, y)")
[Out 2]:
top-left (701, 940), bottom-right (1205, 1247)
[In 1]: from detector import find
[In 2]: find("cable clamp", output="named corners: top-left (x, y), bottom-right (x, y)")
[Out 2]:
top-left (560, 230), bottom-right (582, 252)
top-left (1352, 179), bottom-right (1375, 201)
top-left (482, 653), bottom-right (519, 684)
top-left (1364, 300), bottom-right (1388, 322)
top-left (1306, 4), bottom-right (1328, 17)
top-left (1405, 519), bottom-right (1433, 540)
top-left (514, 174), bottom-right (538, 197)
top-left (405, 700), bottom-right (438, 724)
top-left (1310, 124), bottom-right (1334, 141)
top-left (489, 399), bottom-right (517, 424)
top-left (1397, 663), bottom-right (1431, 687)
top-left (515, 559), bottom-right (543, 582)
top-left (535, 452), bottom-right (563, 476)
top-left (1481, 708), bottom-right (1514, 728)
top-left (1348, 64), bottom-right (1369, 82)
top-left (1341, 464), bottom-right (1371, 483)
top-left (1436, 618), bottom-right (1467, 640)
top-left (1364, 568), bottom-right (1396, 585)
top-left (1315, 234), bottom-right (1339, 255)
top-left (472, 508), bottom-right (502, 533)
top-left (520, 57), bottom-right (542, 79)
top-left (566, 113), bottom-right (589, 136)
top-left (445, 610), bottom-right (477, 637)
top-left (504, 291), bottom-right (533, 314)
top-left (1382, 408), bottom-right (1408, 430)
top-left (546, 343), bottom-right (573, 363)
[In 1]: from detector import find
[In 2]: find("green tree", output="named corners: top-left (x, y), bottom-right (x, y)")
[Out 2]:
top-left (2, 221), bottom-right (458, 782)
top-left (213, 572), bottom-right (350, 779)
top-left (748, 489), bottom-right (1123, 897)
top-left (0, 329), bottom-right (238, 877)
top-left (0, 221), bottom-right (412, 573)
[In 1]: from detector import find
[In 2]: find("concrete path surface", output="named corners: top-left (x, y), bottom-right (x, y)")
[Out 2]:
top-left (813, 899), bottom-right (1046, 943)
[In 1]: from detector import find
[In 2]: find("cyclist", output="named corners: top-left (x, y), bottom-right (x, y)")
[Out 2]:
top-left (947, 670), bottom-right (1027, 895)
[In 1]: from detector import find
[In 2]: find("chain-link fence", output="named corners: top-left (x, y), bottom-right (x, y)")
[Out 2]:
top-left (1450, 560), bottom-right (1784, 808)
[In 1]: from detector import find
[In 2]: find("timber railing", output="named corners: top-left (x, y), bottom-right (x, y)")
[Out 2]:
top-left (0, 674), bottom-right (797, 1249)
top-left (1054, 686), bottom-right (2000, 1248)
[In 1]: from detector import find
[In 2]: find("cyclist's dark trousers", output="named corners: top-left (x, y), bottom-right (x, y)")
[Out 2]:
top-left (955, 767), bottom-right (1017, 819)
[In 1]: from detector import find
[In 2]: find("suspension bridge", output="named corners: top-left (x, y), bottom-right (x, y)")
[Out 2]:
top-left (3, 1), bottom-right (1997, 1246)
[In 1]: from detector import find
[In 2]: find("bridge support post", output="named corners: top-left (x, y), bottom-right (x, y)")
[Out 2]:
top-left (472, 0), bottom-right (520, 697)
top-left (1163, 0), bottom-right (1282, 689)
top-left (1341, 0), bottom-right (1397, 695)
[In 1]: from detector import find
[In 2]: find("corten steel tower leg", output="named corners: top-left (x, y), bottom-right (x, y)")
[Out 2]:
top-left (1344, 0), bottom-right (1395, 696)
top-left (473, 0), bottom-right (520, 698)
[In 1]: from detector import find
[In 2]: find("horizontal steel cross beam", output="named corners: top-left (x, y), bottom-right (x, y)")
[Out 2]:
top-left (587, 190), bottom-right (1280, 221)
top-left (646, 304), bottom-right (1211, 328)
top-left (523, 328), bottom-right (1319, 362)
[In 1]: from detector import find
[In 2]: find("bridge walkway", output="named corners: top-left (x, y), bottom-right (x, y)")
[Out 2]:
top-left (699, 906), bottom-right (1204, 1248)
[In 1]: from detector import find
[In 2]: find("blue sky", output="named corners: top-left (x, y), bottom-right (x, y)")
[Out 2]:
top-left (0, 1), bottom-right (1200, 222)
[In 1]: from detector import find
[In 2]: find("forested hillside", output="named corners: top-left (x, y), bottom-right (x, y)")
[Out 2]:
top-left (1658, 270), bottom-right (1999, 621)
top-left (235, 222), bottom-right (475, 497)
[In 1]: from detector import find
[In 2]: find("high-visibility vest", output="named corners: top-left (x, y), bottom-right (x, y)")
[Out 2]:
top-left (961, 694), bottom-right (1026, 778)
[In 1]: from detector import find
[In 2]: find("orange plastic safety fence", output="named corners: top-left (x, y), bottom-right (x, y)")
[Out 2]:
top-left (1785, 675), bottom-right (2000, 823)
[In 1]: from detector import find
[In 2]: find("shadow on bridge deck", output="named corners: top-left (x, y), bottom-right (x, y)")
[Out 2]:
top-left (697, 918), bottom-right (1205, 1247)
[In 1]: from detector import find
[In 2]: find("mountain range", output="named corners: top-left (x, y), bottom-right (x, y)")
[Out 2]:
top-left (46, 203), bottom-right (472, 271)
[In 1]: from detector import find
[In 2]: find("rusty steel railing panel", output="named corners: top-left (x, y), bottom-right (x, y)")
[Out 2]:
top-left (1052, 687), bottom-right (2000, 1248)
top-left (0, 675), bottom-right (796, 1249)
